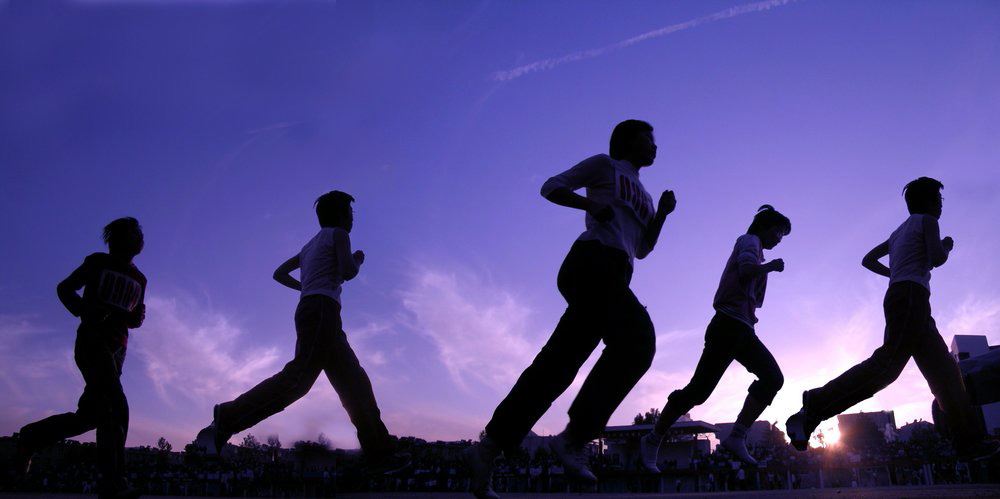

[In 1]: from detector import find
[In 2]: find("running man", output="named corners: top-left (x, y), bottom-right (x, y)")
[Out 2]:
top-left (16, 217), bottom-right (147, 499)
top-left (640, 205), bottom-right (791, 470)
top-left (465, 120), bottom-right (676, 498)
top-left (785, 177), bottom-right (999, 460)
top-left (195, 191), bottom-right (406, 471)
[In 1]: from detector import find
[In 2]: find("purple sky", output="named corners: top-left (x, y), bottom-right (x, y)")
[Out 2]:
top-left (2, 0), bottom-right (999, 450)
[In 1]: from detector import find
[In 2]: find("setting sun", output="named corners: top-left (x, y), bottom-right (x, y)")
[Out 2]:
top-left (812, 423), bottom-right (841, 448)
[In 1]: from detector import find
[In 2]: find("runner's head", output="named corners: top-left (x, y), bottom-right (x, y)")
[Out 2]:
top-left (315, 190), bottom-right (355, 232)
top-left (903, 177), bottom-right (943, 219)
top-left (103, 217), bottom-right (144, 258)
top-left (610, 119), bottom-right (656, 168)
top-left (747, 205), bottom-right (790, 249)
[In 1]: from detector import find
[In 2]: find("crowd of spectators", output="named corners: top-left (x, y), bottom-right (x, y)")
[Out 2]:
top-left (0, 423), bottom-right (995, 496)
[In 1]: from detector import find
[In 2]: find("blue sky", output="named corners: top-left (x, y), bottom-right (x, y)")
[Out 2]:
top-left (1, 0), bottom-right (999, 450)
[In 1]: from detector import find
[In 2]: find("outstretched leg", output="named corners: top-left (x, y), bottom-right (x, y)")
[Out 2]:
top-left (485, 307), bottom-right (601, 452)
top-left (804, 285), bottom-right (921, 420)
top-left (654, 314), bottom-right (742, 436)
top-left (215, 297), bottom-right (330, 435)
top-left (484, 242), bottom-right (608, 453)
top-left (642, 314), bottom-right (740, 472)
top-left (564, 287), bottom-right (655, 442)
top-left (788, 283), bottom-right (922, 450)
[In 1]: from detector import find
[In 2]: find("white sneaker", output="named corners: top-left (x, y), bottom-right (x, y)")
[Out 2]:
top-left (721, 435), bottom-right (758, 466)
top-left (549, 432), bottom-right (597, 484)
top-left (464, 437), bottom-right (500, 499)
top-left (639, 432), bottom-right (662, 473)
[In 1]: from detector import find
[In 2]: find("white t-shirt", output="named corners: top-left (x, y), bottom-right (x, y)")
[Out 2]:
top-left (888, 214), bottom-right (939, 291)
top-left (541, 154), bottom-right (655, 262)
top-left (713, 234), bottom-right (767, 327)
top-left (299, 227), bottom-right (357, 303)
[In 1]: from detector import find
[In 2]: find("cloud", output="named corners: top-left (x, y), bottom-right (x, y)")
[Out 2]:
top-left (399, 267), bottom-right (539, 392)
top-left (0, 315), bottom-right (82, 436)
top-left (492, 0), bottom-right (801, 82)
top-left (944, 295), bottom-right (1000, 340)
top-left (134, 296), bottom-right (284, 408)
top-left (131, 295), bottom-right (398, 448)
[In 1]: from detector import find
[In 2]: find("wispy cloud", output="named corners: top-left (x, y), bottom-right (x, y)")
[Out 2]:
top-left (944, 294), bottom-right (1000, 340)
top-left (0, 315), bottom-right (81, 436)
top-left (132, 295), bottom-right (399, 448)
top-left (134, 296), bottom-right (284, 408)
top-left (399, 267), bottom-right (538, 392)
top-left (492, 0), bottom-right (801, 82)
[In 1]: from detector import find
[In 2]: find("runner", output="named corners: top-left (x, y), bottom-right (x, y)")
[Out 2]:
top-left (465, 120), bottom-right (676, 498)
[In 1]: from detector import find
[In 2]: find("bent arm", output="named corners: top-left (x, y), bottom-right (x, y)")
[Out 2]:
top-left (544, 187), bottom-right (597, 212)
top-left (333, 230), bottom-right (360, 281)
top-left (922, 216), bottom-right (949, 267)
top-left (57, 261), bottom-right (90, 317)
top-left (735, 237), bottom-right (770, 279)
top-left (862, 240), bottom-right (891, 277)
top-left (637, 191), bottom-right (677, 259)
top-left (540, 154), bottom-right (607, 214)
top-left (127, 288), bottom-right (146, 329)
top-left (738, 262), bottom-right (772, 279)
top-left (636, 210), bottom-right (667, 260)
top-left (273, 255), bottom-right (302, 291)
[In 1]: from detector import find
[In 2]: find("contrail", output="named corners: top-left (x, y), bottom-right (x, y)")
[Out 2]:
top-left (492, 0), bottom-right (801, 82)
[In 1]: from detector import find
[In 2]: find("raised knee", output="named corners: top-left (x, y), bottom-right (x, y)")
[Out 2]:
top-left (771, 371), bottom-right (785, 392)
top-left (671, 386), bottom-right (709, 407)
top-left (690, 391), bottom-right (711, 406)
top-left (627, 330), bottom-right (656, 373)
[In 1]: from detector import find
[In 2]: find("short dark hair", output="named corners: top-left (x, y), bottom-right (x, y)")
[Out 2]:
top-left (609, 119), bottom-right (653, 160)
top-left (103, 217), bottom-right (144, 256)
top-left (103, 217), bottom-right (142, 246)
top-left (903, 177), bottom-right (943, 214)
top-left (747, 205), bottom-right (791, 236)
top-left (315, 190), bottom-right (355, 227)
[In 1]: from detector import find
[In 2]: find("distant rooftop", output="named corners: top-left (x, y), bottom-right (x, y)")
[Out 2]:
top-left (601, 420), bottom-right (718, 437)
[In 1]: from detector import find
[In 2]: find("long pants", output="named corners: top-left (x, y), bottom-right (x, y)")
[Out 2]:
top-left (216, 295), bottom-right (392, 456)
top-left (655, 312), bottom-right (783, 435)
top-left (804, 281), bottom-right (981, 447)
top-left (19, 327), bottom-right (129, 495)
top-left (485, 240), bottom-right (656, 452)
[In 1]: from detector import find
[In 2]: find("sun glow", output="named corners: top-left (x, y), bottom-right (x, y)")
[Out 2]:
top-left (812, 423), bottom-right (841, 448)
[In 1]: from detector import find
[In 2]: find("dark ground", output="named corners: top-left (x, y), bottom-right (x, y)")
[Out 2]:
top-left (5, 485), bottom-right (1000, 498)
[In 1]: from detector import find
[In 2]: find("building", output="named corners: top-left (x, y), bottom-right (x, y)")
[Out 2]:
top-left (599, 420), bottom-right (717, 471)
top-left (949, 334), bottom-right (1000, 436)
top-left (598, 420), bottom-right (719, 493)
top-left (837, 411), bottom-right (897, 449)
top-left (896, 420), bottom-right (935, 442)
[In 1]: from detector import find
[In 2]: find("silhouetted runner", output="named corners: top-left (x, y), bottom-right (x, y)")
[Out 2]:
top-left (639, 205), bottom-right (791, 471)
top-left (785, 177), bottom-right (1000, 460)
top-left (194, 191), bottom-right (407, 473)
top-left (15, 217), bottom-right (147, 499)
top-left (465, 120), bottom-right (676, 499)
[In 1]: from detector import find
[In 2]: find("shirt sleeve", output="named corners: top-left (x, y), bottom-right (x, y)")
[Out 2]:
top-left (58, 253), bottom-right (99, 317)
top-left (735, 235), bottom-right (762, 267)
top-left (540, 154), bottom-right (611, 197)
